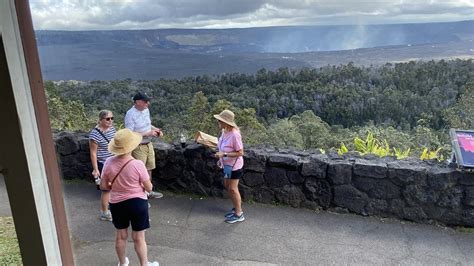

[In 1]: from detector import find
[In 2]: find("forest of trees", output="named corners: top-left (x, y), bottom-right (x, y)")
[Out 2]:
top-left (45, 59), bottom-right (474, 160)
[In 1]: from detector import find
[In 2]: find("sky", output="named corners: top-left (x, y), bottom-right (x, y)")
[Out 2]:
top-left (29, 0), bottom-right (474, 30)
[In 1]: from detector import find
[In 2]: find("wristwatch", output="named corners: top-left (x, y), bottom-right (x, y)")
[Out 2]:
top-left (224, 152), bottom-right (228, 157)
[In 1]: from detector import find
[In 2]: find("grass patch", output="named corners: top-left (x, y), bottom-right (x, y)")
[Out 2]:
top-left (456, 226), bottom-right (474, 233)
top-left (0, 216), bottom-right (22, 265)
top-left (245, 197), bottom-right (256, 204)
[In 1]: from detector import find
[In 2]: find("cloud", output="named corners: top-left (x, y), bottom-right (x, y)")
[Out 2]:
top-left (29, 0), bottom-right (474, 30)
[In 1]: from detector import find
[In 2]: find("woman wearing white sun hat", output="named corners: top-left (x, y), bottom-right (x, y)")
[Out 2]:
top-left (100, 128), bottom-right (159, 266)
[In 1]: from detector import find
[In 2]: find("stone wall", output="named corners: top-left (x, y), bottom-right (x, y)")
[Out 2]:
top-left (55, 131), bottom-right (474, 227)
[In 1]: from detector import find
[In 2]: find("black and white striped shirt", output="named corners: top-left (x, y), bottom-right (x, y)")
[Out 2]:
top-left (89, 127), bottom-right (116, 163)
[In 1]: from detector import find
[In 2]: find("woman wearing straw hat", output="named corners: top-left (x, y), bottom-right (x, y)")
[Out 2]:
top-left (100, 128), bottom-right (159, 266)
top-left (214, 109), bottom-right (245, 224)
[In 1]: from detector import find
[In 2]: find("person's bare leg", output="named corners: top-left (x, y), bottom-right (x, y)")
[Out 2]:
top-left (224, 179), bottom-right (230, 190)
top-left (101, 191), bottom-right (110, 212)
top-left (228, 179), bottom-right (242, 214)
top-left (224, 179), bottom-right (232, 203)
top-left (132, 230), bottom-right (148, 266)
top-left (115, 229), bottom-right (128, 264)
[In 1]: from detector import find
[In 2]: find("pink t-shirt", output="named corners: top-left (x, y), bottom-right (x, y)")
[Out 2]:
top-left (218, 129), bottom-right (244, 171)
top-left (101, 156), bottom-right (149, 203)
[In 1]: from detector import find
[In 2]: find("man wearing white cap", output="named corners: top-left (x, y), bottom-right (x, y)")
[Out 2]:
top-left (124, 92), bottom-right (163, 199)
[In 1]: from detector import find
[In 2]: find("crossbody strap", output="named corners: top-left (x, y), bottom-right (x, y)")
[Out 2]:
top-left (109, 159), bottom-right (134, 188)
top-left (94, 127), bottom-right (110, 143)
top-left (221, 154), bottom-right (240, 169)
top-left (231, 156), bottom-right (239, 168)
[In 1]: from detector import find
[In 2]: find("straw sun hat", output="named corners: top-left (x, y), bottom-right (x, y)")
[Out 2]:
top-left (213, 109), bottom-right (238, 128)
top-left (108, 128), bottom-right (143, 155)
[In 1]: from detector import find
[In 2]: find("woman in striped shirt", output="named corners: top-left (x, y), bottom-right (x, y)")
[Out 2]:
top-left (89, 110), bottom-right (116, 221)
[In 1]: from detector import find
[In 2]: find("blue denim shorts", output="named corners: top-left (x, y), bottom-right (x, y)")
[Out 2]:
top-left (223, 168), bottom-right (243, 180)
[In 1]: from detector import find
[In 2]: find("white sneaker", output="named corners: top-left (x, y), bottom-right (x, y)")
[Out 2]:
top-left (117, 257), bottom-right (129, 266)
top-left (99, 210), bottom-right (112, 222)
top-left (148, 261), bottom-right (159, 266)
top-left (148, 191), bottom-right (163, 199)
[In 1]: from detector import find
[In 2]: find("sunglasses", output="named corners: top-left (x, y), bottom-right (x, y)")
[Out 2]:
top-left (103, 117), bottom-right (114, 121)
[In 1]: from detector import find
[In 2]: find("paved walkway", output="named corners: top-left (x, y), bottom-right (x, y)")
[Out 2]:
top-left (2, 179), bottom-right (474, 265)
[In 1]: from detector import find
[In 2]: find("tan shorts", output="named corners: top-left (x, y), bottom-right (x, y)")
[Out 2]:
top-left (132, 142), bottom-right (155, 170)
